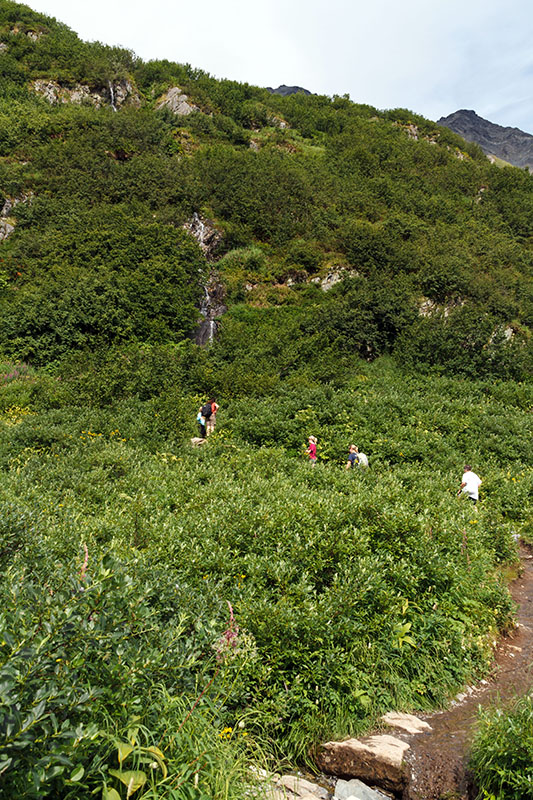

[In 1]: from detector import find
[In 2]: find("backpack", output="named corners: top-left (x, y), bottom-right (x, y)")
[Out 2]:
top-left (201, 403), bottom-right (212, 420)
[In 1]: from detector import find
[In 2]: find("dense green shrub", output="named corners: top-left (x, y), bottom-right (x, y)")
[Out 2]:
top-left (470, 695), bottom-right (533, 799)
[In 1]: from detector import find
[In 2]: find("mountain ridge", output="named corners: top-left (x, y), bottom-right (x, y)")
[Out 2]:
top-left (438, 109), bottom-right (533, 169)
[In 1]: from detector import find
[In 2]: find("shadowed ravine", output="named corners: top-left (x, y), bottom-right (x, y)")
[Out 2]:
top-left (403, 543), bottom-right (533, 799)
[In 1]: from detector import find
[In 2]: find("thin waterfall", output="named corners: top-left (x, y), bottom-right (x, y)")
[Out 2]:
top-left (183, 213), bottom-right (226, 344)
top-left (108, 81), bottom-right (117, 112)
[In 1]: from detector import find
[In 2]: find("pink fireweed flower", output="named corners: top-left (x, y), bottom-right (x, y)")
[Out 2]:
top-left (79, 543), bottom-right (89, 582)
top-left (214, 601), bottom-right (240, 662)
top-left (213, 601), bottom-right (256, 664)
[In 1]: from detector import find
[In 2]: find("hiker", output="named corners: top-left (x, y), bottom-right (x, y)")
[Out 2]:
top-left (345, 444), bottom-right (369, 469)
top-left (205, 397), bottom-right (219, 436)
top-left (306, 436), bottom-right (317, 465)
top-left (200, 399), bottom-right (214, 436)
top-left (457, 465), bottom-right (482, 504)
top-left (196, 407), bottom-right (206, 439)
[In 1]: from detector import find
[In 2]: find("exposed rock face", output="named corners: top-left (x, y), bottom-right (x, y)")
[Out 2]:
top-left (317, 735), bottom-right (410, 794)
top-left (0, 193), bottom-right (33, 242)
top-left (112, 79), bottom-right (141, 109)
top-left (438, 109), bottom-right (533, 169)
top-left (183, 213), bottom-right (226, 345)
top-left (156, 87), bottom-right (198, 115)
top-left (266, 85), bottom-right (312, 97)
top-left (309, 270), bottom-right (358, 291)
top-left (0, 220), bottom-right (14, 242)
top-left (418, 297), bottom-right (465, 318)
top-left (31, 78), bottom-right (140, 109)
top-left (183, 213), bottom-right (223, 261)
top-left (270, 115), bottom-right (289, 129)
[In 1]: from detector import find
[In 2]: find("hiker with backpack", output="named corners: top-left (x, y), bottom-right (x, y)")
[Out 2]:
top-left (345, 444), bottom-right (369, 469)
top-left (202, 398), bottom-right (219, 436)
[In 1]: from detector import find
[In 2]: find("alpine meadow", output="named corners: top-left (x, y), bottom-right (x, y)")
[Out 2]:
top-left (0, 3), bottom-right (533, 799)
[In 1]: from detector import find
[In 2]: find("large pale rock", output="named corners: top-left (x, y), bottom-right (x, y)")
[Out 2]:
top-left (0, 220), bottom-right (15, 241)
top-left (335, 778), bottom-right (390, 800)
top-left (279, 774), bottom-right (329, 798)
top-left (381, 712), bottom-right (432, 734)
top-left (156, 86), bottom-right (198, 115)
top-left (317, 735), bottom-right (409, 794)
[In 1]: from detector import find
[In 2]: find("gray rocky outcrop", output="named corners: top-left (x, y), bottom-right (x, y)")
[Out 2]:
top-left (183, 214), bottom-right (226, 345)
top-left (308, 269), bottom-right (358, 291)
top-left (0, 220), bottom-right (14, 242)
top-left (156, 87), bottom-right (198, 116)
top-left (266, 85), bottom-right (311, 97)
top-left (183, 213), bottom-right (223, 261)
top-left (317, 735), bottom-right (409, 794)
top-left (0, 193), bottom-right (33, 242)
top-left (31, 78), bottom-right (140, 109)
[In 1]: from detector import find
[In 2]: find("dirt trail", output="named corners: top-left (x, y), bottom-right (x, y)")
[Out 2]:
top-left (403, 543), bottom-right (533, 800)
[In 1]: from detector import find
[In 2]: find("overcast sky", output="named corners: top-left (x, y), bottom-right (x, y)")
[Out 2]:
top-left (26, 0), bottom-right (533, 133)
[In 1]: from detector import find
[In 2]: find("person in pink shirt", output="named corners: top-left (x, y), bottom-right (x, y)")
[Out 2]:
top-left (306, 435), bottom-right (317, 465)
top-left (205, 397), bottom-right (219, 436)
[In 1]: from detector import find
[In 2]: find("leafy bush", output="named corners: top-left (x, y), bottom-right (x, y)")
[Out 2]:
top-left (470, 695), bottom-right (533, 799)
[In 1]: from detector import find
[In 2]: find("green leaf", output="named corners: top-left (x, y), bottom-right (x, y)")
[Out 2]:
top-left (103, 788), bottom-right (122, 800)
top-left (108, 769), bottom-right (147, 794)
top-left (70, 764), bottom-right (85, 782)
top-left (127, 726), bottom-right (138, 745)
top-left (146, 745), bottom-right (165, 761)
top-left (117, 742), bottom-right (134, 764)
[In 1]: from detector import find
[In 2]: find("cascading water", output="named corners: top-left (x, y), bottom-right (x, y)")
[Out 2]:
top-left (196, 279), bottom-right (224, 345)
top-left (183, 213), bottom-right (226, 345)
top-left (108, 81), bottom-right (117, 112)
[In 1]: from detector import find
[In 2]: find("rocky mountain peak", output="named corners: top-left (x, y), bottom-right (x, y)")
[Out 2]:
top-left (438, 109), bottom-right (533, 169)
top-left (266, 85), bottom-right (311, 96)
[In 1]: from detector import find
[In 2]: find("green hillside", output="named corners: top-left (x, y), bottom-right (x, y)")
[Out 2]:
top-left (1, 2), bottom-right (533, 375)
top-left (0, 3), bottom-right (532, 799)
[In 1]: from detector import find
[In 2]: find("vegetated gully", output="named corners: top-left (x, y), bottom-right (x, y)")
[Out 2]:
top-left (403, 542), bottom-right (533, 800)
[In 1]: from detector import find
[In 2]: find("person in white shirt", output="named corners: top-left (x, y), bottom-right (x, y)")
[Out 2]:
top-left (457, 465), bottom-right (482, 504)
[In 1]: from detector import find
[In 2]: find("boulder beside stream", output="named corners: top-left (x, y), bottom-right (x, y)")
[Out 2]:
top-left (317, 735), bottom-right (410, 794)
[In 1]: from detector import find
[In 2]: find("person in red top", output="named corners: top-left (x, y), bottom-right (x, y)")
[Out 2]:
top-left (206, 397), bottom-right (219, 436)
top-left (306, 435), bottom-right (317, 465)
